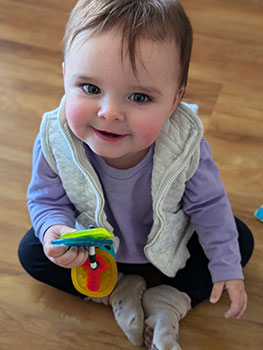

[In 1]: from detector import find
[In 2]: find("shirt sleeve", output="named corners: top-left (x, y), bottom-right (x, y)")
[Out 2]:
top-left (183, 138), bottom-right (243, 282)
top-left (27, 133), bottom-right (76, 243)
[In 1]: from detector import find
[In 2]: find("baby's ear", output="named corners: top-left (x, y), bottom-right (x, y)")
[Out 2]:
top-left (172, 87), bottom-right (185, 110)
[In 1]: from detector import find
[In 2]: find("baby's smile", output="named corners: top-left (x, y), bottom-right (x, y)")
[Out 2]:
top-left (92, 127), bottom-right (128, 142)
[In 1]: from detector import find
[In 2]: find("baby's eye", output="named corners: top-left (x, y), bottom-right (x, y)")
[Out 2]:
top-left (129, 93), bottom-right (151, 103)
top-left (82, 84), bottom-right (101, 95)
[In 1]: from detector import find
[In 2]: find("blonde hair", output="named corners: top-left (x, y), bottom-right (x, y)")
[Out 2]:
top-left (64, 0), bottom-right (193, 88)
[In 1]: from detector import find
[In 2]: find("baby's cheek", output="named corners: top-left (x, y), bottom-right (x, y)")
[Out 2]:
top-left (64, 100), bottom-right (91, 141)
top-left (66, 101), bottom-right (85, 125)
top-left (137, 120), bottom-right (163, 146)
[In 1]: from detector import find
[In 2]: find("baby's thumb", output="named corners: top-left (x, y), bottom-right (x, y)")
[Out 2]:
top-left (210, 282), bottom-right (225, 304)
top-left (59, 226), bottom-right (77, 235)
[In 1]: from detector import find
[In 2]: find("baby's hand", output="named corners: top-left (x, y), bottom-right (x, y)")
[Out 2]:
top-left (43, 225), bottom-right (89, 268)
top-left (210, 280), bottom-right (247, 319)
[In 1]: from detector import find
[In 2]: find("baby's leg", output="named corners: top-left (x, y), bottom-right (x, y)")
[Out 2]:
top-left (142, 285), bottom-right (191, 350)
top-left (85, 274), bottom-right (146, 345)
top-left (109, 274), bottom-right (146, 346)
top-left (18, 228), bottom-right (84, 297)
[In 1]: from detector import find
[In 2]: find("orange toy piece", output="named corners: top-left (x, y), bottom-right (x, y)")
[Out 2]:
top-left (71, 248), bottom-right (118, 297)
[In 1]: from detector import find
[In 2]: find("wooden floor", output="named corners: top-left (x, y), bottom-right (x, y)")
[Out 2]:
top-left (0, 0), bottom-right (262, 349)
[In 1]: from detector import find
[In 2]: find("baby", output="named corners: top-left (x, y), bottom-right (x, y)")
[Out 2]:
top-left (18, 1), bottom-right (254, 349)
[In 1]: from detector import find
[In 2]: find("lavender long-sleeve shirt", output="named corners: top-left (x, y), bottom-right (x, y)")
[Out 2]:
top-left (27, 134), bottom-right (243, 282)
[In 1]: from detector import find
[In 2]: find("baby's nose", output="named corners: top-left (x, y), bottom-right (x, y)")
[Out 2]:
top-left (97, 97), bottom-right (125, 121)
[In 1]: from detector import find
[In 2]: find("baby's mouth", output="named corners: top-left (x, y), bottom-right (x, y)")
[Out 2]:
top-left (92, 127), bottom-right (127, 141)
top-left (99, 130), bottom-right (121, 138)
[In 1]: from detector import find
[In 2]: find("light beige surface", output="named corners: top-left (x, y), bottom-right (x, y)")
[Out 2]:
top-left (0, 0), bottom-right (262, 349)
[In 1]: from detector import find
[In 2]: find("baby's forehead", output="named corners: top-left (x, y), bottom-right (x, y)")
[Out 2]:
top-left (67, 28), bottom-right (180, 71)
top-left (63, 0), bottom-right (192, 88)
top-left (65, 29), bottom-right (181, 88)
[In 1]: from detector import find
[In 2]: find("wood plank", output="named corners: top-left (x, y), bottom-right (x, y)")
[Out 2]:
top-left (0, 0), bottom-right (262, 349)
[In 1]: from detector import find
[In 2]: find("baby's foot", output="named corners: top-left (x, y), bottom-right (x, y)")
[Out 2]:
top-left (144, 326), bottom-right (182, 350)
top-left (109, 274), bottom-right (146, 346)
top-left (144, 318), bottom-right (182, 350)
top-left (144, 326), bottom-right (158, 350)
top-left (142, 285), bottom-right (191, 350)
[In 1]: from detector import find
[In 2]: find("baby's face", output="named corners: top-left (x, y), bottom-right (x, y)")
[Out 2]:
top-left (63, 28), bottom-right (183, 169)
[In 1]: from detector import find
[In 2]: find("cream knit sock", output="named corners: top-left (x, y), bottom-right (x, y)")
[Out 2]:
top-left (84, 273), bottom-right (124, 306)
top-left (142, 285), bottom-right (191, 350)
top-left (109, 274), bottom-right (146, 346)
top-left (84, 273), bottom-right (146, 345)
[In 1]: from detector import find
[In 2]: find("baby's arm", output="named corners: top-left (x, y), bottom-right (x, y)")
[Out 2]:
top-left (184, 138), bottom-right (243, 282)
top-left (28, 134), bottom-right (77, 242)
top-left (210, 279), bottom-right (247, 319)
top-left (183, 138), bottom-right (246, 318)
top-left (43, 225), bottom-right (89, 268)
top-left (27, 134), bottom-right (90, 268)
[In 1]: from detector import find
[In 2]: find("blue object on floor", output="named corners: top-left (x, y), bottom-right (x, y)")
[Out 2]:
top-left (254, 205), bottom-right (263, 222)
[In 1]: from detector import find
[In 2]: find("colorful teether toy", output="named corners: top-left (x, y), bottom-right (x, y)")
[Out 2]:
top-left (52, 227), bottom-right (118, 297)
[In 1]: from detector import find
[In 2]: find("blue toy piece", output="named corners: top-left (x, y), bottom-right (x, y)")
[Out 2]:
top-left (254, 204), bottom-right (263, 222)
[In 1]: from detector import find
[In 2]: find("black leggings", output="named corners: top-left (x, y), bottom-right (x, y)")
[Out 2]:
top-left (18, 218), bottom-right (253, 307)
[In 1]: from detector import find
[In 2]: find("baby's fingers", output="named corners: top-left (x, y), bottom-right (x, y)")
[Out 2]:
top-left (225, 289), bottom-right (247, 319)
top-left (44, 240), bottom-right (68, 260)
top-left (235, 294), bottom-right (247, 319)
top-left (63, 246), bottom-right (89, 268)
top-left (43, 225), bottom-right (77, 260)
top-left (53, 246), bottom-right (78, 267)
top-left (210, 281), bottom-right (225, 304)
top-left (55, 246), bottom-right (89, 268)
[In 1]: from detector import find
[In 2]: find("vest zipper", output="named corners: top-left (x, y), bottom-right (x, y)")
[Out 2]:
top-left (62, 125), bottom-right (106, 228)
